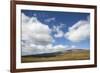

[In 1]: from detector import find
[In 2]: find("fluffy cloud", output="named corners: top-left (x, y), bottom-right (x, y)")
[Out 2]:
top-left (46, 44), bottom-right (66, 53)
top-left (21, 13), bottom-right (30, 24)
top-left (22, 44), bottom-right (46, 56)
top-left (22, 44), bottom-right (67, 56)
top-left (54, 30), bottom-right (64, 38)
top-left (65, 20), bottom-right (90, 42)
top-left (22, 13), bottom-right (52, 46)
top-left (53, 24), bottom-right (64, 38)
top-left (21, 13), bottom-right (68, 56)
top-left (44, 17), bottom-right (55, 22)
top-left (21, 13), bottom-right (55, 55)
top-left (71, 45), bottom-right (76, 49)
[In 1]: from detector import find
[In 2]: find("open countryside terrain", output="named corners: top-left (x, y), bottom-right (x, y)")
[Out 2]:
top-left (21, 49), bottom-right (90, 63)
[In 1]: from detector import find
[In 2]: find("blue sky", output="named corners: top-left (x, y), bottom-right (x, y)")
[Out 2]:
top-left (21, 9), bottom-right (90, 51)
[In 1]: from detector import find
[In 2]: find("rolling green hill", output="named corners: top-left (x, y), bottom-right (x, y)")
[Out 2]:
top-left (21, 49), bottom-right (90, 63)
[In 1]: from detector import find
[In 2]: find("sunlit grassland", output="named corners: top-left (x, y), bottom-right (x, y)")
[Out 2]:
top-left (21, 49), bottom-right (90, 63)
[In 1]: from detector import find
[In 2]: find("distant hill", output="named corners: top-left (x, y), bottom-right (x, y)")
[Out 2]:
top-left (65, 49), bottom-right (89, 52)
top-left (22, 49), bottom-right (90, 63)
top-left (22, 49), bottom-right (89, 57)
top-left (22, 51), bottom-right (62, 57)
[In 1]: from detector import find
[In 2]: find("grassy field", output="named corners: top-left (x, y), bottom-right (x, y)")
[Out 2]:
top-left (21, 50), bottom-right (90, 63)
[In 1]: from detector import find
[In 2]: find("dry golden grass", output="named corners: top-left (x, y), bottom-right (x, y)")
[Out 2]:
top-left (21, 50), bottom-right (90, 63)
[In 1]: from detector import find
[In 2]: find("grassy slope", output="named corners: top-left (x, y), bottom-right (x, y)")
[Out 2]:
top-left (21, 50), bottom-right (90, 63)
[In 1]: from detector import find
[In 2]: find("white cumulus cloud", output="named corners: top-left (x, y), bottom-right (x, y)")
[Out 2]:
top-left (71, 45), bottom-right (76, 49)
top-left (44, 17), bottom-right (55, 22)
top-left (65, 20), bottom-right (90, 42)
top-left (22, 43), bottom-right (68, 56)
top-left (54, 30), bottom-right (64, 38)
top-left (21, 13), bottom-right (68, 56)
top-left (53, 24), bottom-right (64, 38)
top-left (22, 13), bottom-right (52, 46)
top-left (21, 13), bottom-right (55, 55)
